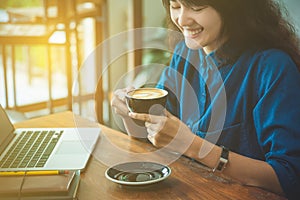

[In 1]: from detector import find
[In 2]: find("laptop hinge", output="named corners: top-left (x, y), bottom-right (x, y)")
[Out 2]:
top-left (0, 132), bottom-right (15, 156)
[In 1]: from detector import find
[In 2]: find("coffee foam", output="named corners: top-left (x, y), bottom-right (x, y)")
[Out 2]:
top-left (129, 89), bottom-right (166, 99)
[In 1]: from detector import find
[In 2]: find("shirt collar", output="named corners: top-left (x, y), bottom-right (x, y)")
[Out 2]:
top-left (198, 49), bottom-right (223, 71)
top-left (199, 40), bottom-right (244, 70)
top-left (206, 51), bottom-right (223, 70)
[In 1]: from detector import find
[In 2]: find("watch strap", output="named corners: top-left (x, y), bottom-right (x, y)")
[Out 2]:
top-left (213, 145), bottom-right (229, 172)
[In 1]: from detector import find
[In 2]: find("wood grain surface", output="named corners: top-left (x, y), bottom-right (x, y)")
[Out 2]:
top-left (15, 111), bottom-right (286, 200)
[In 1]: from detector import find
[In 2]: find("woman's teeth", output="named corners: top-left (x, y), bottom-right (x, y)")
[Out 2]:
top-left (183, 28), bottom-right (203, 36)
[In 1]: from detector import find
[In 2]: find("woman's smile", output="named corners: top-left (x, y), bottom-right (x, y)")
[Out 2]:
top-left (183, 27), bottom-right (204, 38)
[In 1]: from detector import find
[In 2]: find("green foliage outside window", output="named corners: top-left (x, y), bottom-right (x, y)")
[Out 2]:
top-left (0, 0), bottom-right (41, 8)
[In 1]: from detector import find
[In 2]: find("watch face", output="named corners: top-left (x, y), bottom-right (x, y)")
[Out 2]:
top-left (213, 146), bottom-right (229, 172)
top-left (216, 159), bottom-right (226, 171)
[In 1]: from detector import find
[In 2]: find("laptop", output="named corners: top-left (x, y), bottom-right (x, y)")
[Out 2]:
top-left (0, 104), bottom-right (100, 171)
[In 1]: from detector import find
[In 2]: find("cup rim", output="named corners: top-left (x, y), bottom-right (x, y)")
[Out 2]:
top-left (126, 88), bottom-right (168, 100)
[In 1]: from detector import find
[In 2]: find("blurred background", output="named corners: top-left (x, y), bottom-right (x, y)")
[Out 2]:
top-left (0, 0), bottom-right (299, 131)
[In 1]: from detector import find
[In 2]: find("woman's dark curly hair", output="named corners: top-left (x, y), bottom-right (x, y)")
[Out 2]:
top-left (162, 0), bottom-right (300, 67)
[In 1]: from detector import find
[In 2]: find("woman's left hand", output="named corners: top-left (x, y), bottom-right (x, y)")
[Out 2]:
top-left (128, 110), bottom-right (195, 152)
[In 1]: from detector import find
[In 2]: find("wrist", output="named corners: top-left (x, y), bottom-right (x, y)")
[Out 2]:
top-left (212, 145), bottom-right (229, 172)
top-left (185, 139), bottom-right (228, 172)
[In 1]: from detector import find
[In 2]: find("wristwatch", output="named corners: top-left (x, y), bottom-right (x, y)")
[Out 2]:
top-left (212, 145), bottom-right (229, 172)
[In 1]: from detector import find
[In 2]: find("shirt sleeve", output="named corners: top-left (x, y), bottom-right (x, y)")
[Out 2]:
top-left (252, 50), bottom-right (300, 199)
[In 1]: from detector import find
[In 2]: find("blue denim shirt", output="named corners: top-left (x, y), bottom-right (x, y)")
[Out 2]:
top-left (157, 41), bottom-right (300, 199)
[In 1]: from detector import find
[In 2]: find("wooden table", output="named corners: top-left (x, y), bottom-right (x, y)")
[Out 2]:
top-left (15, 111), bottom-right (286, 200)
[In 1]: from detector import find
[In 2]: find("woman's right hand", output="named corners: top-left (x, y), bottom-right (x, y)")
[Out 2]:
top-left (111, 86), bottom-right (135, 118)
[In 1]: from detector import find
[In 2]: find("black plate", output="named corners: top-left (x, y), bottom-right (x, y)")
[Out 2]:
top-left (105, 162), bottom-right (171, 185)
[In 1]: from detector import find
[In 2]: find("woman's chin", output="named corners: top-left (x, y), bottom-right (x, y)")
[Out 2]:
top-left (185, 38), bottom-right (203, 50)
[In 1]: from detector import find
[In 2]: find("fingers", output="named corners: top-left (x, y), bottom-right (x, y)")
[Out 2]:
top-left (164, 109), bottom-right (175, 118)
top-left (145, 122), bottom-right (159, 146)
top-left (140, 115), bottom-right (166, 146)
top-left (113, 89), bottom-right (125, 101)
top-left (128, 112), bottom-right (152, 122)
top-left (111, 86), bottom-right (135, 117)
top-left (165, 109), bottom-right (171, 117)
top-left (113, 86), bottom-right (134, 101)
top-left (128, 112), bottom-right (167, 125)
top-left (145, 121), bottom-right (151, 128)
top-left (147, 132), bottom-right (156, 145)
top-left (145, 120), bottom-right (165, 134)
top-left (111, 99), bottom-right (129, 116)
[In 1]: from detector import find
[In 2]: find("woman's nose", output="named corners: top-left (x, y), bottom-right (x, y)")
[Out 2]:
top-left (177, 8), bottom-right (193, 27)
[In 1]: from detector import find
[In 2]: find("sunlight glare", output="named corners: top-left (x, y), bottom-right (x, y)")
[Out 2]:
top-left (48, 31), bottom-right (66, 44)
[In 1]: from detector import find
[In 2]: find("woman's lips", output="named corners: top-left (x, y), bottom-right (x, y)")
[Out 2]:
top-left (183, 28), bottom-right (203, 38)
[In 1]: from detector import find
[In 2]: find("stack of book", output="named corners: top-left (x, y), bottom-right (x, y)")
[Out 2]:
top-left (0, 170), bottom-right (80, 200)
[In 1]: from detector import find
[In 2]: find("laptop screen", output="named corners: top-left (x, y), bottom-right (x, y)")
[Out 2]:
top-left (0, 105), bottom-right (15, 152)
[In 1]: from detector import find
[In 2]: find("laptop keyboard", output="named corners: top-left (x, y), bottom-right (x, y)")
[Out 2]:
top-left (0, 130), bottom-right (63, 169)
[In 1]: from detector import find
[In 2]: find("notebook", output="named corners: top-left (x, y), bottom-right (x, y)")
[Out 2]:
top-left (0, 170), bottom-right (81, 200)
top-left (0, 104), bottom-right (100, 172)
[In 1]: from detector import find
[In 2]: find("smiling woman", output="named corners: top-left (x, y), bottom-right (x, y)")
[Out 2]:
top-left (111, 0), bottom-right (300, 199)
top-left (162, 0), bottom-right (300, 67)
top-left (169, 2), bottom-right (223, 52)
